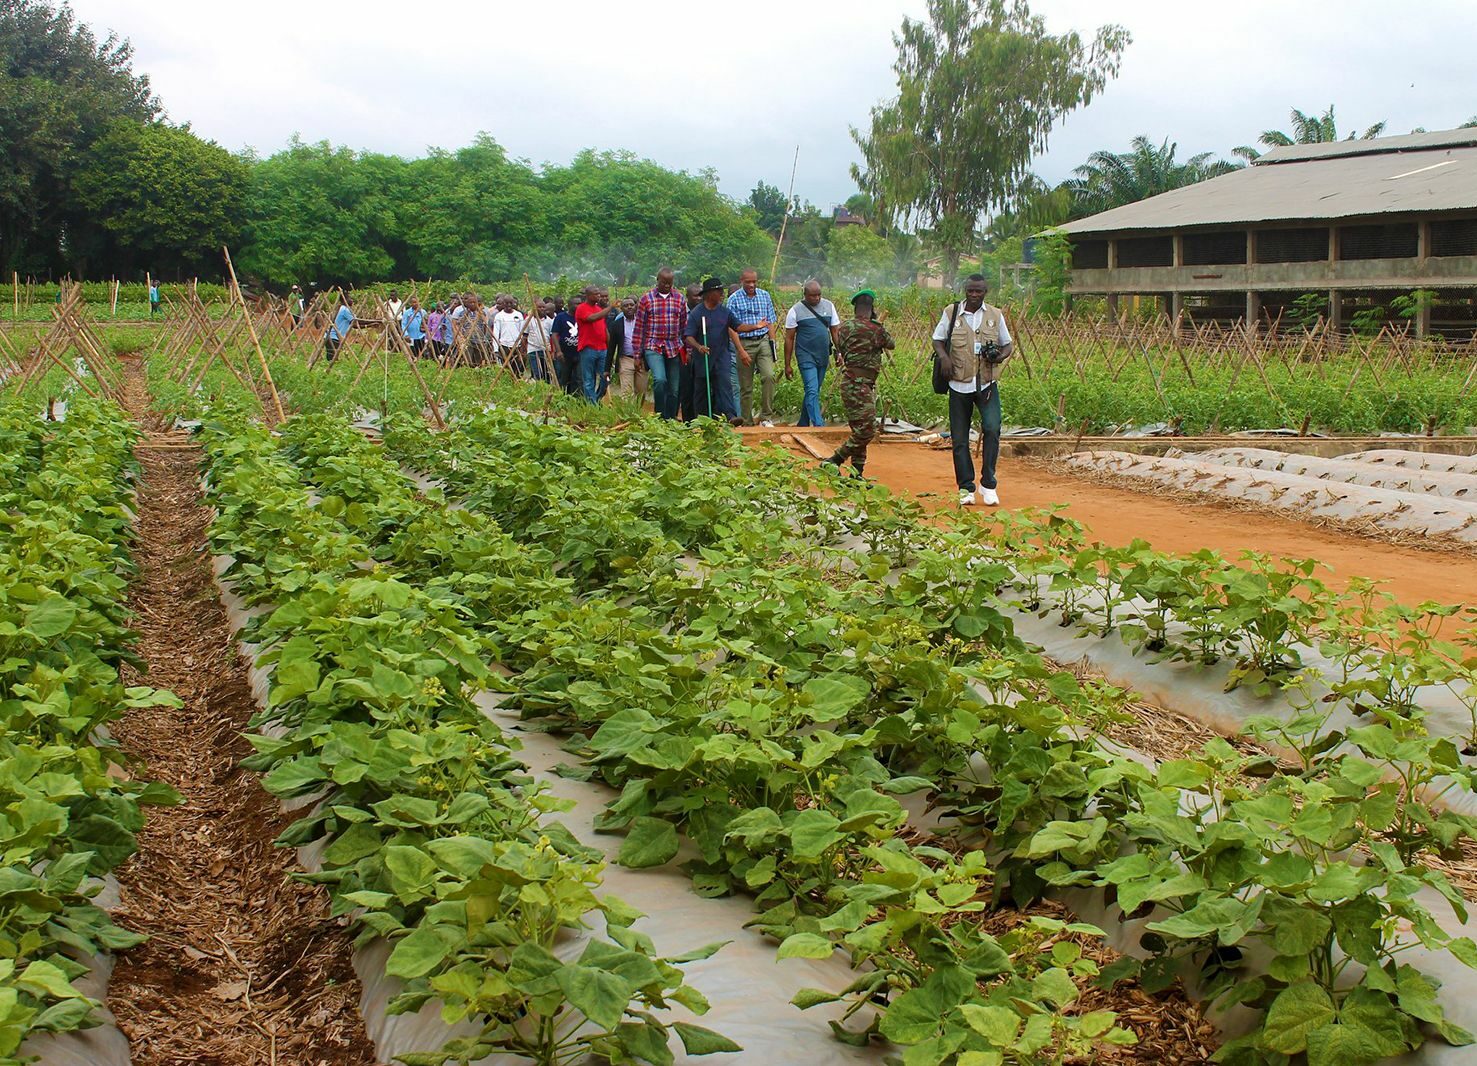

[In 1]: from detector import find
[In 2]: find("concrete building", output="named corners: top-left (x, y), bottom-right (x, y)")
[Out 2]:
top-left (1060, 128), bottom-right (1477, 337)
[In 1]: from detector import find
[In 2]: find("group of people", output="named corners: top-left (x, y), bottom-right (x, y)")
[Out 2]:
top-left (315, 270), bottom-right (1013, 506)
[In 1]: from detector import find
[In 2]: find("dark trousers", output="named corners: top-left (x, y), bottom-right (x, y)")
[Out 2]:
top-left (324, 335), bottom-right (341, 363)
top-left (559, 346), bottom-right (581, 394)
top-left (949, 384), bottom-right (1002, 491)
top-left (679, 356), bottom-right (695, 421)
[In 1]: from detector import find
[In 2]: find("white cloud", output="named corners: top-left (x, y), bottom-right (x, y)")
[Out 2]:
top-left (68, 0), bottom-right (1477, 212)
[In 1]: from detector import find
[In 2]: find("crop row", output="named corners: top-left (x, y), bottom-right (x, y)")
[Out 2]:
top-left (172, 348), bottom-right (1477, 1063)
top-left (197, 410), bottom-right (739, 1065)
top-left (0, 399), bottom-right (179, 1062)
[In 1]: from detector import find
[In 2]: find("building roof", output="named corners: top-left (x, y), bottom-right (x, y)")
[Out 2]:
top-left (1061, 128), bottom-right (1477, 237)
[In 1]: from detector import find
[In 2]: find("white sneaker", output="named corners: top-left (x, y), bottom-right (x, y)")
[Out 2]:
top-left (959, 489), bottom-right (976, 507)
top-left (760, 420), bottom-right (774, 427)
top-left (980, 488), bottom-right (1000, 506)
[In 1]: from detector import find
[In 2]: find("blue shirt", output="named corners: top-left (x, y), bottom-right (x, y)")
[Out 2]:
top-left (683, 303), bottom-right (741, 361)
top-left (551, 311), bottom-right (578, 353)
top-left (726, 287), bottom-right (776, 337)
top-left (329, 306), bottom-right (354, 340)
top-left (400, 307), bottom-right (425, 340)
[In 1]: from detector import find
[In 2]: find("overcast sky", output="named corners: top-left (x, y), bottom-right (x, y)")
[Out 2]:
top-left (69, 0), bottom-right (1477, 213)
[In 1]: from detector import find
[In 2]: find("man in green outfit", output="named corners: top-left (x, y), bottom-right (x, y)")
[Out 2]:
top-left (823, 289), bottom-right (894, 478)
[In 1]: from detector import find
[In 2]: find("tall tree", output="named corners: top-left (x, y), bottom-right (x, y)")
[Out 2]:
top-left (1235, 105), bottom-right (1386, 162)
top-left (746, 181), bottom-right (789, 236)
top-left (852, 0), bottom-right (1128, 285)
top-left (0, 0), bottom-right (159, 274)
top-left (1067, 136), bottom-right (1239, 216)
top-left (72, 121), bottom-right (248, 277)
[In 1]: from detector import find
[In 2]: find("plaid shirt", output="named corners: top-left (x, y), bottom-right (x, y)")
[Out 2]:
top-left (632, 288), bottom-right (688, 356)
top-left (726, 287), bottom-right (777, 337)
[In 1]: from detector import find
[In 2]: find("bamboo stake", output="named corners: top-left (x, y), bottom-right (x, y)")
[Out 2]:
top-left (223, 246), bottom-right (285, 422)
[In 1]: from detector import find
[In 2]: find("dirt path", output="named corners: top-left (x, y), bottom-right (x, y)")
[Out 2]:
top-left (752, 432), bottom-right (1477, 609)
top-left (107, 358), bottom-right (378, 1066)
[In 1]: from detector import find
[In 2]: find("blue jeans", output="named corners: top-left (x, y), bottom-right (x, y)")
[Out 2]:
top-left (645, 350), bottom-right (679, 419)
top-left (797, 353), bottom-right (829, 427)
top-left (528, 349), bottom-right (549, 382)
top-left (713, 349), bottom-right (739, 422)
top-left (579, 347), bottom-right (607, 403)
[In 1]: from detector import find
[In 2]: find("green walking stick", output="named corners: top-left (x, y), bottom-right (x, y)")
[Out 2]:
top-left (702, 313), bottom-right (713, 419)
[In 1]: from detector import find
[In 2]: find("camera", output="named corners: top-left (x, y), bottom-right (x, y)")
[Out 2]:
top-left (981, 341), bottom-right (1003, 365)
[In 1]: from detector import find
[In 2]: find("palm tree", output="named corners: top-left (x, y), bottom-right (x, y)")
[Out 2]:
top-left (1066, 136), bottom-right (1239, 217)
top-left (1234, 106), bottom-right (1386, 162)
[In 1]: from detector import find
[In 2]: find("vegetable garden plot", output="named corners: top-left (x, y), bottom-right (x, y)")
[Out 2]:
top-left (135, 333), bottom-right (1477, 1066)
top-left (0, 400), bottom-right (181, 1066)
top-left (1186, 448), bottom-right (1477, 501)
top-left (1062, 450), bottom-right (1477, 545)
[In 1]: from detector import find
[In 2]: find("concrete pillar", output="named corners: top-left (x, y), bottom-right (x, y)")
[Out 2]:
top-left (1418, 221), bottom-right (1432, 260)
top-left (1329, 226), bottom-right (1339, 264)
top-left (1105, 293), bottom-right (1120, 318)
top-left (1107, 240), bottom-right (1118, 271)
top-left (1328, 290), bottom-right (1343, 332)
top-left (1170, 291), bottom-right (1184, 324)
top-left (1247, 229), bottom-right (1257, 265)
top-left (1416, 303), bottom-right (1431, 338)
top-left (1172, 234), bottom-right (1185, 267)
top-left (1246, 291), bottom-right (1261, 330)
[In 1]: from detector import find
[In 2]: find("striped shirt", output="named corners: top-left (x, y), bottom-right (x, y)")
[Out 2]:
top-left (726, 287), bottom-right (777, 337)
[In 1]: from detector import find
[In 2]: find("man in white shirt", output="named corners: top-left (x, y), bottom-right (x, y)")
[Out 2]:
top-left (931, 274), bottom-right (1013, 507)
top-left (492, 297), bottom-right (526, 371)
top-left (521, 300), bottom-right (556, 382)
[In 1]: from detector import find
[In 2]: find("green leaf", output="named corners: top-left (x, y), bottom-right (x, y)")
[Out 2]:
top-left (1031, 966), bottom-right (1078, 1007)
top-left (959, 1003), bottom-right (1020, 1045)
top-left (383, 845), bottom-right (440, 901)
top-left (26, 596), bottom-right (77, 639)
top-left (618, 817), bottom-right (679, 868)
top-left (1262, 981), bottom-right (1336, 1055)
top-left (777, 933), bottom-right (835, 960)
top-left (672, 1022), bottom-right (742, 1055)
top-left (17, 961), bottom-right (82, 999)
top-left (800, 674), bottom-right (870, 722)
top-left (384, 924), bottom-right (460, 980)
top-left (787, 809), bottom-right (844, 860)
top-left (792, 988), bottom-right (842, 1009)
top-left (555, 964), bottom-right (633, 1032)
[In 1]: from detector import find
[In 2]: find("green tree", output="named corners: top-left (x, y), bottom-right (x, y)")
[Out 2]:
top-left (1067, 136), bottom-right (1239, 216)
top-left (72, 121), bottom-right (248, 277)
top-left (237, 139), bottom-right (403, 287)
top-left (851, 0), bottom-right (1128, 286)
top-left (1235, 105), bottom-right (1387, 162)
top-left (0, 0), bottom-right (159, 274)
top-left (536, 151), bottom-right (770, 284)
top-left (746, 180), bottom-right (789, 236)
top-left (825, 225), bottom-right (892, 289)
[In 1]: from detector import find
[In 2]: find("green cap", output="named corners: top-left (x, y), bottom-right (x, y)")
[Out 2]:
top-left (851, 288), bottom-right (877, 304)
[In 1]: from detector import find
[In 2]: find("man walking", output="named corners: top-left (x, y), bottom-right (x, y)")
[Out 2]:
top-left (575, 286), bottom-right (614, 403)
top-left (932, 274), bottom-right (1012, 507)
top-left (400, 296), bottom-right (427, 357)
top-left (683, 277), bottom-right (745, 422)
top-left (289, 284), bottom-right (304, 328)
top-left (783, 280), bottom-right (841, 427)
top-left (726, 268), bottom-right (778, 425)
top-left (632, 267), bottom-right (687, 420)
top-left (325, 295), bottom-right (354, 364)
top-left (823, 290), bottom-right (894, 479)
top-left (521, 299), bottom-right (556, 382)
top-left (493, 296), bottom-right (526, 374)
top-left (610, 296), bottom-right (649, 403)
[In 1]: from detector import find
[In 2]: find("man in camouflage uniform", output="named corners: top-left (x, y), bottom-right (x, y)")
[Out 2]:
top-left (823, 289), bottom-right (895, 478)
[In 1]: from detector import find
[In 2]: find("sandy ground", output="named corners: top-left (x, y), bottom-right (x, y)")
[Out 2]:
top-left (743, 428), bottom-right (1477, 609)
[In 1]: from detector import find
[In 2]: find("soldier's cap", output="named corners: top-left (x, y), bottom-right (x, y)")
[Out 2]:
top-left (850, 289), bottom-right (877, 304)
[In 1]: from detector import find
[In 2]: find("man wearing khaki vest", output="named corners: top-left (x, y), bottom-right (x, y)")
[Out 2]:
top-left (931, 274), bottom-right (1013, 507)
